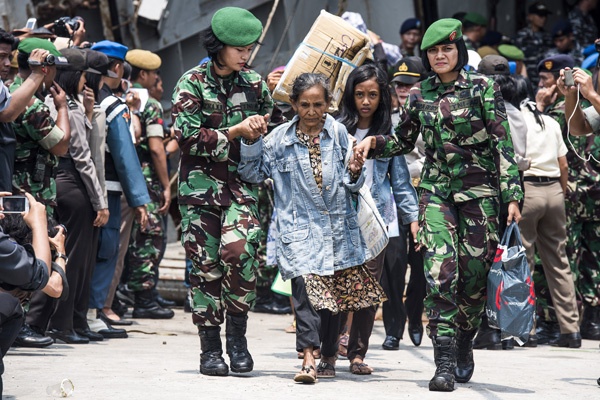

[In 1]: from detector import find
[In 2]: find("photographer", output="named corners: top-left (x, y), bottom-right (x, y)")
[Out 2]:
top-left (0, 192), bottom-right (66, 396)
top-left (44, 16), bottom-right (86, 47)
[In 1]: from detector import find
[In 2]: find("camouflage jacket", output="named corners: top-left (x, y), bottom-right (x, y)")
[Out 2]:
top-left (171, 60), bottom-right (285, 206)
top-left (514, 27), bottom-right (553, 86)
top-left (10, 76), bottom-right (65, 211)
top-left (372, 69), bottom-right (523, 204)
top-left (132, 82), bottom-right (165, 184)
top-left (569, 7), bottom-right (599, 49)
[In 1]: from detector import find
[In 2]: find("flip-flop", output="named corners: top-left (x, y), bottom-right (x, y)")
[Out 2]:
top-left (294, 365), bottom-right (317, 384)
top-left (316, 361), bottom-right (336, 378)
top-left (350, 362), bottom-right (373, 375)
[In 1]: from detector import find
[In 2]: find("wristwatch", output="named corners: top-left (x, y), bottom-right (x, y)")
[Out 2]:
top-left (55, 251), bottom-right (69, 264)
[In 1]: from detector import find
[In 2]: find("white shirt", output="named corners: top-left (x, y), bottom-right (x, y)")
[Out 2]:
top-left (521, 106), bottom-right (567, 178)
top-left (353, 127), bottom-right (374, 189)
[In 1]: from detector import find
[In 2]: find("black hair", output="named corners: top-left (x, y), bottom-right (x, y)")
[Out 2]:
top-left (493, 74), bottom-right (515, 105)
top-left (130, 65), bottom-right (141, 82)
top-left (513, 74), bottom-right (545, 130)
top-left (289, 73), bottom-right (332, 103)
top-left (17, 51), bottom-right (29, 71)
top-left (421, 38), bottom-right (469, 73)
top-left (0, 29), bottom-right (16, 50)
top-left (0, 214), bottom-right (58, 246)
top-left (338, 63), bottom-right (392, 137)
top-left (85, 71), bottom-right (102, 100)
top-left (200, 26), bottom-right (225, 69)
top-left (55, 69), bottom-right (82, 98)
top-left (122, 61), bottom-right (132, 80)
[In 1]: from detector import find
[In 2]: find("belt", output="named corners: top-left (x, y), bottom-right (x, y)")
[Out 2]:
top-left (523, 176), bottom-right (559, 183)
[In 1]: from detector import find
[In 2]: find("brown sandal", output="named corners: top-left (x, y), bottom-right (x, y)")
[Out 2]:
top-left (294, 365), bottom-right (317, 384)
top-left (316, 360), bottom-right (336, 378)
top-left (350, 362), bottom-right (373, 375)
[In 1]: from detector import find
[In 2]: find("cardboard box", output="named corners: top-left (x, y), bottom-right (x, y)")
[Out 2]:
top-left (273, 10), bottom-right (372, 112)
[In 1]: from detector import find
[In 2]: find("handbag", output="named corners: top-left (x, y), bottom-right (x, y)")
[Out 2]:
top-left (486, 221), bottom-right (535, 345)
top-left (333, 122), bottom-right (389, 261)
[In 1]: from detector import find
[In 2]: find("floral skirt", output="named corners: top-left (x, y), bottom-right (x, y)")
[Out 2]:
top-left (303, 264), bottom-right (387, 314)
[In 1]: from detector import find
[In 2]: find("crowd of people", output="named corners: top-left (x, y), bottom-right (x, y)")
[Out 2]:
top-left (2, 0), bottom-right (600, 395)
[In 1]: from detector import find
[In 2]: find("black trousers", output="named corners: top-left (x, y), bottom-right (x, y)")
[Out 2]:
top-left (28, 166), bottom-right (99, 331)
top-left (380, 225), bottom-right (426, 339)
top-left (292, 276), bottom-right (341, 358)
top-left (0, 293), bottom-right (24, 397)
top-left (346, 250), bottom-right (386, 361)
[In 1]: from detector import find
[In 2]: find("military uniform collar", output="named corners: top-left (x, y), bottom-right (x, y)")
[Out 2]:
top-left (205, 60), bottom-right (252, 89)
top-left (426, 69), bottom-right (472, 92)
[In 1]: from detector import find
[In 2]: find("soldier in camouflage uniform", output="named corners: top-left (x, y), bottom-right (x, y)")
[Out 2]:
top-left (568, 0), bottom-right (599, 49)
top-left (355, 19), bottom-right (522, 392)
top-left (10, 39), bottom-right (71, 216)
top-left (514, 2), bottom-right (553, 87)
top-left (171, 7), bottom-right (285, 376)
top-left (124, 49), bottom-right (173, 319)
top-left (556, 66), bottom-right (600, 340)
top-left (544, 20), bottom-right (584, 66)
top-left (11, 38), bottom-right (72, 346)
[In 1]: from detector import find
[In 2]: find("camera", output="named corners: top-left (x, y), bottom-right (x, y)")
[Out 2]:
top-left (52, 16), bottom-right (83, 38)
top-left (0, 195), bottom-right (29, 214)
top-left (28, 54), bottom-right (56, 67)
top-left (564, 69), bottom-right (575, 87)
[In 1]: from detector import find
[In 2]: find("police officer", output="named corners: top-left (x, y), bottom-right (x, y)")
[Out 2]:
top-left (514, 2), bottom-right (553, 86)
top-left (124, 49), bottom-right (173, 319)
top-left (171, 6), bottom-right (285, 376)
top-left (355, 18), bottom-right (522, 392)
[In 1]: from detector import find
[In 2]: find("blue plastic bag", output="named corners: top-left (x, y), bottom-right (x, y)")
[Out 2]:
top-left (486, 222), bottom-right (535, 345)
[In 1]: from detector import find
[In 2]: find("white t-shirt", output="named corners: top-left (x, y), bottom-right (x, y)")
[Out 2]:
top-left (353, 127), bottom-right (374, 189)
top-left (521, 106), bottom-right (568, 178)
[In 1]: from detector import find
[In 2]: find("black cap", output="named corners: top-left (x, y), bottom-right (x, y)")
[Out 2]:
top-left (537, 54), bottom-right (575, 73)
top-left (400, 18), bottom-right (422, 35)
top-left (391, 56), bottom-right (426, 85)
top-left (551, 19), bottom-right (573, 39)
top-left (57, 48), bottom-right (100, 73)
top-left (83, 49), bottom-right (118, 78)
top-left (528, 2), bottom-right (552, 16)
top-left (478, 55), bottom-right (510, 76)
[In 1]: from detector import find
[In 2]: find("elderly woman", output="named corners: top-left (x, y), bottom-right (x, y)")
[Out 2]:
top-left (355, 19), bottom-right (523, 391)
top-left (239, 73), bottom-right (385, 383)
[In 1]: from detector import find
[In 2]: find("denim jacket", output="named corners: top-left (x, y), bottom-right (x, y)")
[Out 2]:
top-left (369, 136), bottom-right (418, 226)
top-left (239, 114), bottom-right (367, 280)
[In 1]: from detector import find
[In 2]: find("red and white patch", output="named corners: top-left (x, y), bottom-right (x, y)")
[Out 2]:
top-left (449, 30), bottom-right (457, 41)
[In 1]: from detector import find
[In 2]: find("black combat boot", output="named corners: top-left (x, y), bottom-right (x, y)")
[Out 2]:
top-left (225, 313), bottom-right (254, 373)
top-left (455, 329), bottom-right (476, 383)
top-left (132, 289), bottom-right (174, 319)
top-left (429, 336), bottom-right (456, 392)
top-left (581, 306), bottom-right (600, 340)
top-left (199, 326), bottom-right (229, 376)
top-left (473, 315), bottom-right (501, 350)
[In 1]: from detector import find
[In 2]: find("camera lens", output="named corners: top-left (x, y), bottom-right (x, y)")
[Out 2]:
top-left (45, 54), bottom-right (55, 65)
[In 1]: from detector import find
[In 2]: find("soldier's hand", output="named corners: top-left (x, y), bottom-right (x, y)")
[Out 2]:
top-left (158, 187), bottom-right (171, 215)
top-left (506, 201), bottom-right (521, 225)
top-left (27, 49), bottom-right (50, 75)
top-left (93, 208), bottom-right (109, 227)
top-left (50, 82), bottom-right (68, 109)
top-left (134, 205), bottom-right (148, 229)
top-left (354, 137), bottom-right (375, 161)
top-left (572, 68), bottom-right (595, 100)
top-left (348, 152), bottom-right (363, 174)
top-left (232, 114), bottom-right (269, 141)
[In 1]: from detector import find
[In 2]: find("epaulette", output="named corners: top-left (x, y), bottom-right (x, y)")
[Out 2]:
top-left (67, 98), bottom-right (78, 110)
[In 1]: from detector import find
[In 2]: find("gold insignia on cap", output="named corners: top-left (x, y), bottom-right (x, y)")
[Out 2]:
top-left (544, 61), bottom-right (553, 70)
top-left (399, 63), bottom-right (408, 72)
top-left (449, 31), bottom-right (457, 41)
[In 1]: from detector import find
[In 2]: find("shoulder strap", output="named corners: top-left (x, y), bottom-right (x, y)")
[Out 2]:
top-left (100, 95), bottom-right (127, 124)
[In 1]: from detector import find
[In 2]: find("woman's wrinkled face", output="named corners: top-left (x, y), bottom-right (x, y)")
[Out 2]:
top-left (291, 85), bottom-right (330, 130)
top-left (426, 43), bottom-right (458, 76)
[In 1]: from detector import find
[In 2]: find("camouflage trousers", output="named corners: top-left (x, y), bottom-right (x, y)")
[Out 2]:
top-left (567, 217), bottom-right (600, 307)
top-left (179, 201), bottom-right (261, 327)
top-left (256, 181), bottom-right (276, 289)
top-left (418, 191), bottom-right (499, 338)
top-left (126, 181), bottom-right (166, 292)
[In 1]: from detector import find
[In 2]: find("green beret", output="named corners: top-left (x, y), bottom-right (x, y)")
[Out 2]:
top-left (463, 12), bottom-right (487, 26)
top-left (18, 38), bottom-right (61, 57)
top-left (211, 7), bottom-right (262, 47)
top-left (498, 44), bottom-right (524, 61)
top-left (125, 49), bottom-right (161, 71)
top-left (421, 18), bottom-right (463, 51)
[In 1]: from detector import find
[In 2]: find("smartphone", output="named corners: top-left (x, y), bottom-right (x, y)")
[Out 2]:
top-left (564, 69), bottom-right (575, 87)
top-left (0, 195), bottom-right (30, 213)
top-left (25, 18), bottom-right (37, 30)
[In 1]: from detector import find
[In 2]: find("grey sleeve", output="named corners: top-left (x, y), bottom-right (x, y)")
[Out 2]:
top-left (583, 105), bottom-right (600, 134)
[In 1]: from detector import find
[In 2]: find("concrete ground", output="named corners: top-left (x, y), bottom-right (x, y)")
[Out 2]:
top-left (3, 309), bottom-right (599, 400)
